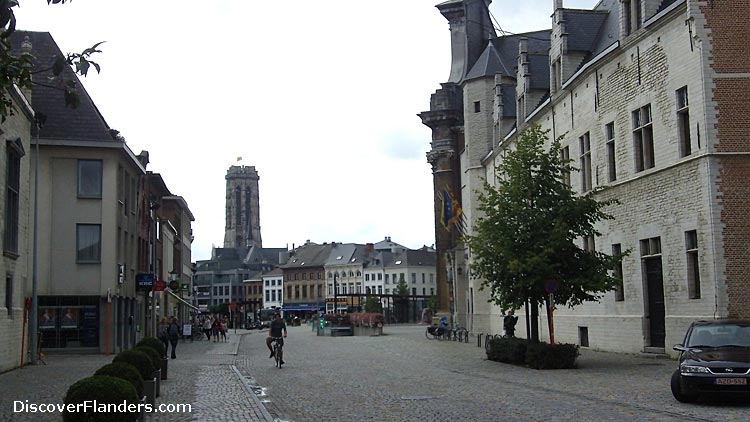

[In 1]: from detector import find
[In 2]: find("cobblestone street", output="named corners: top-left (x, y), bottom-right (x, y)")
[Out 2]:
top-left (237, 324), bottom-right (749, 422)
top-left (1, 324), bottom-right (749, 421)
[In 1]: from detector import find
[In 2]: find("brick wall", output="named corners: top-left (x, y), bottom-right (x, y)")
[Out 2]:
top-left (701, 0), bottom-right (750, 318)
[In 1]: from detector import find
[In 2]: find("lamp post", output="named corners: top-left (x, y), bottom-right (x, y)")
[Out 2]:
top-left (168, 270), bottom-right (179, 319)
top-left (332, 272), bottom-right (338, 315)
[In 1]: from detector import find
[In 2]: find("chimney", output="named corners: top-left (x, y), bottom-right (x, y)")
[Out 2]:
top-left (365, 243), bottom-right (374, 255)
top-left (137, 151), bottom-right (150, 169)
top-left (20, 36), bottom-right (33, 102)
top-left (279, 251), bottom-right (289, 265)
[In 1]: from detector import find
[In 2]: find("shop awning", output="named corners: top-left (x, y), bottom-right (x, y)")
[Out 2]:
top-left (166, 289), bottom-right (200, 311)
top-left (282, 305), bottom-right (320, 312)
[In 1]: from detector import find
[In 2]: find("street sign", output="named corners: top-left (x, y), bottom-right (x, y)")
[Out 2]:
top-left (153, 280), bottom-right (166, 292)
top-left (136, 273), bottom-right (154, 291)
top-left (544, 279), bottom-right (558, 294)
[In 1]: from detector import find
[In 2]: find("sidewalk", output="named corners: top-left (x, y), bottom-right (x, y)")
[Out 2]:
top-left (0, 329), bottom-right (273, 422)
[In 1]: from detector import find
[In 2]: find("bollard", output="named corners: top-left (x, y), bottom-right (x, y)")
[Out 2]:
top-left (478, 333), bottom-right (483, 347)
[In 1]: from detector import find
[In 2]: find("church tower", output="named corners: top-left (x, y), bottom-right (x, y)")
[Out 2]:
top-left (223, 165), bottom-right (262, 249)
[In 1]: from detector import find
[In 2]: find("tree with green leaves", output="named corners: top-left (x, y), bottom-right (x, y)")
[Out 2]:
top-left (394, 275), bottom-right (408, 296)
top-left (465, 125), bottom-right (625, 343)
top-left (0, 0), bottom-right (103, 121)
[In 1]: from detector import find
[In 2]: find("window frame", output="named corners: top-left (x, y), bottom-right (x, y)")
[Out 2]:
top-left (77, 159), bottom-right (103, 199)
top-left (677, 86), bottom-right (692, 157)
top-left (632, 105), bottom-right (655, 172)
top-left (4, 139), bottom-right (23, 257)
top-left (605, 122), bottom-right (617, 182)
top-left (76, 224), bottom-right (102, 263)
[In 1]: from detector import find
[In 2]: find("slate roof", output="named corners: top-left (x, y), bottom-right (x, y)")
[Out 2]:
top-left (563, 10), bottom-right (609, 52)
top-left (10, 31), bottom-right (114, 142)
top-left (502, 85), bottom-right (516, 117)
top-left (244, 246), bottom-right (286, 266)
top-left (589, 0), bottom-right (621, 56)
top-left (466, 30), bottom-right (551, 83)
top-left (283, 243), bottom-right (333, 269)
top-left (528, 54), bottom-right (550, 90)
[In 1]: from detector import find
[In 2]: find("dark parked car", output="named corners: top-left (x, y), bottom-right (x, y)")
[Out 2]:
top-left (671, 320), bottom-right (750, 402)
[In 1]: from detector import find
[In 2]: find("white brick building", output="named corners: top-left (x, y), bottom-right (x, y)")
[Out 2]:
top-left (422, 0), bottom-right (750, 355)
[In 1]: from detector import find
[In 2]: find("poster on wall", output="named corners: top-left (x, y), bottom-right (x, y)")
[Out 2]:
top-left (39, 308), bottom-right (56, 329)
top-left (60, 308), bottom-right (79, 329)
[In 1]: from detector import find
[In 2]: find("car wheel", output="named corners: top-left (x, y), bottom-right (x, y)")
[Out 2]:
top-left (670, 370), bottom-right (698, 403)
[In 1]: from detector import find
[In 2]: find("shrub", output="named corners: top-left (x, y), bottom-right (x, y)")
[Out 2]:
top-left (349, 312), bottom-right (385, 327)
top-left (525, 342), bottom-right (580, 369)
top-left (94, 362), bottom-right (144, 397)
top-left (323, 313), bottom-right (351, 327)
top-left (133, 346), bottom-right (161, 371)
top-left (486, 337), bottom-right (527, 364)
top-left (113, 350), bottom-right (154, 380)
top-left (136, 336), bottom-right (165, 357)
top-left (63, 375), bottom-right (138, 422)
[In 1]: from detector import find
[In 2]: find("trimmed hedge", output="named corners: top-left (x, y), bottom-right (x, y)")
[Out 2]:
top-left (486, 337), bottom-right (528, 364)
top-left (63, 375), bottom-right (138, 422)
top-left (134, 346), bottom-right (161, 371)
top-left (94, 362), bottom-right (144, 397)
top-left (113, 350), bottom-right (154, 380)
top-left (525, 342), bottom-right (580, 369)
top-left (486, 338), bottom-right (580, 369)
top-left (136, 336), bottom-right (165, 357)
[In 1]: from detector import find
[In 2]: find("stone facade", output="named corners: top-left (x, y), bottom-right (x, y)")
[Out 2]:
top-left (423, 0), bottom-right (750, 354)
top-left (224, 166), bottom-right (262, 249)
top-left (0, 86), bottom-right (33, 373)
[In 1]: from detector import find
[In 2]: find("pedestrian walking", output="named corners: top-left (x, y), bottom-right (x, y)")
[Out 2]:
top-left (220, 318), bottom-right (228, 342)
top-left (212, 317), bottom-right (221, 342)
top-left (157, 317), bottom-right (169, 357)
top-left (203, 316), bottom-right (212, 340)
top-left (168, 317), bottom-right (180, 359)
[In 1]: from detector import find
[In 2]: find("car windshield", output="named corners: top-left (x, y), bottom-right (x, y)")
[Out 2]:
top-left (687, 324), bottom-right (750, 348)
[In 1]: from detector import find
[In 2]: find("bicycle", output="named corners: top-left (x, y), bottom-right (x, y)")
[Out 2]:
top-left (425, 325), bottom-right (447, 340)
top-left (270, 337), bottom-right (284, 367)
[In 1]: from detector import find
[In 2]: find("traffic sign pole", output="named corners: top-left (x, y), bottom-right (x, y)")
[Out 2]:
top-left (545, 279), bottom-right (558, 346)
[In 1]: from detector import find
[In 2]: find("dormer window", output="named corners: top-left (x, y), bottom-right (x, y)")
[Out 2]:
top-left (395, 260), bottom-right (402, 265)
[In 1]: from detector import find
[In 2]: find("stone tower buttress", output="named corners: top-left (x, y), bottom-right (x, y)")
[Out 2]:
top-left (224, 165), bottom-right (262, 249)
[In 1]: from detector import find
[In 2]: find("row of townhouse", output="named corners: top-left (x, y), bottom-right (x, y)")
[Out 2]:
top-left (422, 0), bottom-right (750, 355)
top-left (280, 238), bottom-right (437, 316)
top-left (0, 31), bottom-right (195, 372)
top-left (193, 238), bottom-right (438, 323)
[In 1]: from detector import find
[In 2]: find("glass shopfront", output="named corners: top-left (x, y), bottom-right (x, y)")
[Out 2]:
top-left (39, 296), bottom-right (99, 349)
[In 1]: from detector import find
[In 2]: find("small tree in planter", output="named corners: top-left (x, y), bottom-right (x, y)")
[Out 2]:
top-left (63, 375), bottom-right (138, 422)
top-left (136, 336), bottom-right (168, 380)
top-left (113, 350), bottom-right (154, 381)
top-left (94, 362), bottom-right (144, 397)
top-left (363, 296), bottom-right (383, 313)
top-left (136, 336), bottom-right (165, 358)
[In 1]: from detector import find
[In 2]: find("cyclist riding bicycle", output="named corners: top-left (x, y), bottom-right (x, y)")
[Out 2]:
top-left (266, 312), bottom-right (288, 365)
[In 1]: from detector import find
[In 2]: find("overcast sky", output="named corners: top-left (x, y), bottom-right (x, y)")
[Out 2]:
top-left (15, 0), bottom-right (598, 261)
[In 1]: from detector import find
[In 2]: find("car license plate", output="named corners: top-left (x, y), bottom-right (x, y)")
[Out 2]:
top-left (715, 378), bottom-right (747, 385)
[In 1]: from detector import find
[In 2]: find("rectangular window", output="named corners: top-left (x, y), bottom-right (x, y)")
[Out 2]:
top-left (76, 224), bottom-right (101, 263)
top-left (411, 288), bottom-right (417, 296)
top-left (422, 288), bottom-right (426, 295)
top-left (579, 132), bottom-right (592, 192)
top-left (384, 274), bottom-right (389, 284)
top-left (560, 146), bottom-right (571, 186)
top-left (265, 291), bottom-right (270, 302)
top-left (294, 285), bottom-right (300, 299)
top-left (430, 274), bottom-right (434, 283)
top-left (302, 273), bottom-right (306, 280)
top-left (271, 290), bottom-right (276, 302)
top-left (377, 273), bottom-right (382, 281)
top-left (317, 284), bottom-right (322, 297)
top-left (552, 59), bottom-right (562, 93)
top-left (4, 140), bottom-right (22, 255)
top-left (411, 273), bottom-right (416, 284)
top-left (606, 122), bottom-right (617, 182)
top-left (677, 87), bottom-right (691, 157)
top-left (473, 101), bottom-right (481, 113)
top-left (77, 160), bottom-right (103, 198)
top-left (583, 235), bottom-right (596, 253)
top-left (430, 288), bottom-right (435, 296)
top-left (579, 326), bottom-right (590, 347)
top-left (632, 105), bottom-right (654, 172)
top-left (640, 237), bottom-right (661, 256)
top-left (385, 288), bottom-right (389, 294)
top-left (623, 0), bottom-right (632, 35)
top-left (365, 274), bottom-right (370, 281)
top-left (378, 286), bottom-right (383, 295)
top-left (422, 273), bottom-right (425, 283)
top-left (5, 274), bottom-right (12, 318)
top-left (287, 286), bottom-right (292, 299)
top-left (302, 285), bottom-right (307, 298)
top-left (612, 244), bottom-right (624, 301)
top-left (686, 230), bottom-right (700, 299)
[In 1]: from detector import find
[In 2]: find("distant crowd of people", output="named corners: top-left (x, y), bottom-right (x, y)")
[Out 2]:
top-left (195, 314), bottom-right (229, 342)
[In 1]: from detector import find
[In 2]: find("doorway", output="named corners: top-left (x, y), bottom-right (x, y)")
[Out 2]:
top-left (644, 257), bottom-right (665, 348)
